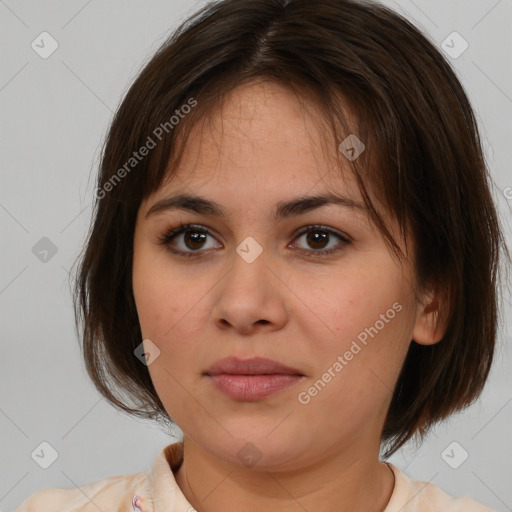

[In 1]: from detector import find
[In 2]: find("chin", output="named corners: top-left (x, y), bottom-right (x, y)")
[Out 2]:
top-left (190, 427), bottom-right (308, 471)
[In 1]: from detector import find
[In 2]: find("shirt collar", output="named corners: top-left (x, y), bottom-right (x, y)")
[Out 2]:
top-left (143, 441), bottom-right (405, 512)
top-left (147, 441), bottom-right (193, 512)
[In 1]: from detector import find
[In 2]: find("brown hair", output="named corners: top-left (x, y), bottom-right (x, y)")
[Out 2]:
top-left (72, 0), bottom-right (510, 457)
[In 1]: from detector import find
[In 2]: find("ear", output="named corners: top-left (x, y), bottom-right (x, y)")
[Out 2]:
top-left (412, 284), bottom-right (450, 346)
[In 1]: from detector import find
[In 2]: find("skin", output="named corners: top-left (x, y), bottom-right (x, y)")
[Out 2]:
top-left (132, 80), bottom-right (447, 512)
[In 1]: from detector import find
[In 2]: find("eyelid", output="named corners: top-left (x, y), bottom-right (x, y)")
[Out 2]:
top-left (291, 224), bottom-right (352, 244)
top-left (157, 223), bottom-right (222, 252)
top-left (158, 223), bottom-right (352, 257)
top-left (288, 225), bottom-right (352, 257)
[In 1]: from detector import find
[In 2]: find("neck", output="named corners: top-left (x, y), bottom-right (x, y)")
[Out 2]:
top-left (174, 437), bottom-right (395, 512)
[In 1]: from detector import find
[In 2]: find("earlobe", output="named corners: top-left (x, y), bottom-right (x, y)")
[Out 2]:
top-left (411, 288), bottom-right (449, 346)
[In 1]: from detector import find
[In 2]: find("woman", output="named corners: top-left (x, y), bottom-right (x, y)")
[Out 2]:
top-left (17, 0), bottom-right (508, 510)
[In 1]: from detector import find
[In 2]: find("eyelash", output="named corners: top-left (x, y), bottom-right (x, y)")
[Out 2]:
top-left (157, 223), bottom-right (352, 258)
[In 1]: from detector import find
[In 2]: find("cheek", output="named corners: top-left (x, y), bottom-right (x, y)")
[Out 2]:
top-left (291, 265), bottom-right (412, 397)
top-left (292, 262), bottom-right (405, 346)
top-left (132, 247), bottom-right (212, 340)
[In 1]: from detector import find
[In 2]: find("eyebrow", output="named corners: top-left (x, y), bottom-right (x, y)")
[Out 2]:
top-left (145, 192), bottom-right (367, 220)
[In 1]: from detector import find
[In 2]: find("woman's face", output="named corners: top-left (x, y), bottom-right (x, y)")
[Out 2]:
top-left (132, 81), bottom-right (434, 470)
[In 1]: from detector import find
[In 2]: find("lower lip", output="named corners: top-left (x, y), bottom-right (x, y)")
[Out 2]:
top-left (207, 374), bottom-right (304, 401)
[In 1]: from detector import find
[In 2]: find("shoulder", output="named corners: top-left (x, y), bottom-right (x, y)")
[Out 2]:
top-left (385, 463), bottom-right (495, 512)
top-left (16, 471), bottom-right (151, 512)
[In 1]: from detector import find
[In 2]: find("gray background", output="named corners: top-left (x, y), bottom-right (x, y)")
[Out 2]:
top-left (1, 0), bottom-right (511, 510)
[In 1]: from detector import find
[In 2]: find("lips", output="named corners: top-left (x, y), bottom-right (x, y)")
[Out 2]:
top-left (204, 356), bottom-right (304, 376)
top-left (204, 356), bottom-right (305, 401)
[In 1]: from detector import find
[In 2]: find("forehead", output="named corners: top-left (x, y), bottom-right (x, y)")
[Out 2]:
top-left (155, 81), bottom-right (362, 204)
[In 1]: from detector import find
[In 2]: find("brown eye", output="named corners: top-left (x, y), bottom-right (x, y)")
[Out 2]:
top-left (183, 230), bottom-right (208, 250)
top-left (291, 225), bottom-right (351, 256)
top-left (158, 224), bottom-right (222, 257)
top-left (305, 230), bottom-right (329, 249)
top-left (158, 223), bottom-right (351, 259)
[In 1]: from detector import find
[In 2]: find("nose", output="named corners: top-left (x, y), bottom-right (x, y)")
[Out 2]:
top-left (210, 241), bottom-right (288, 335)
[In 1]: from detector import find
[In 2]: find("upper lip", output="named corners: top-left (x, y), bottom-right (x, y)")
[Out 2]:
top-left (205, 356), bottom-right (304, 376)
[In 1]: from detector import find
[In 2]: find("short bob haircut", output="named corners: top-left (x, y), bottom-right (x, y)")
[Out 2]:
top-left (73, 0), bottom-right (510, 458)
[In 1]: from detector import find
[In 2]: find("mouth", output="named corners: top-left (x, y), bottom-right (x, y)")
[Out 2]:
top-left (204, 356), bottom-right (305, 401)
